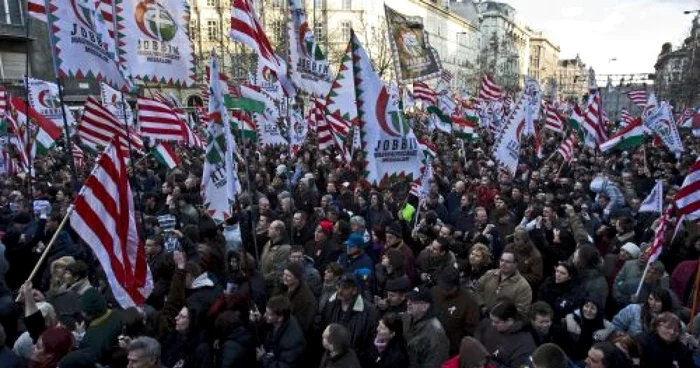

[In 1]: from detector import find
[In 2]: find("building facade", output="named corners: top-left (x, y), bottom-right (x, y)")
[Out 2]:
top-left (527, 30), bottom-right (559, 100)
top-left (556, 55), bottom-right (587, 102)
top-left (654, 14), bottom-right (699, 109)
top-left (476, 1), bottom-right (530, 94)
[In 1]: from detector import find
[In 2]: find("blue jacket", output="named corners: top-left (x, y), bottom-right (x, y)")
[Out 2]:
top-left (337, 252), bottom-right (375, 292)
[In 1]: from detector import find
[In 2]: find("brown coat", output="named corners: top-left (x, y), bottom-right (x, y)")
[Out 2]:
top-left (475, 269), bottom-right (532, 318)
top-left (431, 286), bottom-right (480, 355)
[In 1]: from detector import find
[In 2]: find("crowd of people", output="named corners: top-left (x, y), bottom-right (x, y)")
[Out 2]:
top-left (0, 120), bottom-right (699, 368)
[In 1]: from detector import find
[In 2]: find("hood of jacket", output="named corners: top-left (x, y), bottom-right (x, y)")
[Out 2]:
top-left (190, 272), bottom-right (215, 289)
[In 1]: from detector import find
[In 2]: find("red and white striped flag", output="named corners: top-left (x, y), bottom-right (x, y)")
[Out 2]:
top-left (0, 86), bottom-right (7, 117)
top-left (620, 109), bottom-right (633, 125)
top-left (626, 90), bottom-right (647, 108)
top-left (441, 69), bottom-right (453, 83)
top-left (78, 97), bottom-right (144, 155)
top-left (72, 144), bottom-right (85, 169)
top-left (478, 74), bottom-right (504, 101)
top-left (181, 121), bottom-right (205, 149)
top-left (412, 82), bottom-right (437, 106)
top-left (27, 0), bottom-right (47, 22)
top-left (583, 91), bottom-right (608, 147)
top-left (310, 98), bottom-right (334, 151)
top-left (195, 106), bottom-right (209, 125)
top-left (137, 97), bottom-right (186, 142)
top-left (69, 137), bottom-right (152, 308)
top-left (556, 134), bottom-right (577, 161)
top-left (678, 108), bottom-right (696, 127)
top-left (648, 205), bottom-right (674, 264)
top-left (543, 102), bottom-right (565, 134)
top-left (676, 158), bottom-right (700, 220)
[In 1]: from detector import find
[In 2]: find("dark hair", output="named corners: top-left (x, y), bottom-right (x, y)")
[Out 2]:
top-left (214, 310), bottom-right (243, 340)
top-left (529, 301), bottom-right (554, 321)
top-left (266, 296), bottom-right (292, 321)
top-left (652, 312), bottom-right (681, 333)
top-left (325, 323), bottom-right (352, 354)
top-left (290, 245), bottom-right (305, 254)
top-left (184, 260), bottom-right (203, 278)
top-left (642, 287), bottom-right (675, 331)
top-left (325, 263), bottom-right (344, 277)
top-left (575, 244), bottom-right (601, 271)
top-left (590, 342), bottom-right (634, 368)
top-left (121, 307), bottom-right (146, 337)
top-left (65, 261), bottom-right (89, 280)
top-left (531, 343), bottom-right (568, 368)
top-left (556, 261), bottom-right (578, 280)
top-left (380, 313), bottom-right (407, 355)
top-left (501, 245), bottom-right (519, 264)
top-left (490, 300), bottom-right (518, 321)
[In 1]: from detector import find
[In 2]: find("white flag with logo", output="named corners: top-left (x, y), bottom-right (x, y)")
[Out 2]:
top-left (27, 78), bottom-right (76, 127)
top-left (639, 180), bottom-right (663, 213)
top-left (101, 82), bottom-right (133, 126)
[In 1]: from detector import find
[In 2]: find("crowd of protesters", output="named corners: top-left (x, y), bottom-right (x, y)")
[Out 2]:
top-left (0, 120), bottom-right (700, 368)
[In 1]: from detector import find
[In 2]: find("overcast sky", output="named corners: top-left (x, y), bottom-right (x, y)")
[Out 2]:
top-left (500, 0), bottom-right (700, 77)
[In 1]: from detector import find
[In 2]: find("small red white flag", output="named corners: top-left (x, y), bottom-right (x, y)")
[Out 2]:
top-left (676, 158), bottom-right (700, 220)
top-left (478, 74), bottom-right (504, 102)
top-left (137, 97), bottom-right (186, 142)
top-left (626, 90), bottom-right (647, 108)
top-left (69, 137), bottom-right (152, 308)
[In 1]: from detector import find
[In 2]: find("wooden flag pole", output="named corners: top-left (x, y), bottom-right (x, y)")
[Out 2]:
top-left (15, 206), bottom-right (74, 302)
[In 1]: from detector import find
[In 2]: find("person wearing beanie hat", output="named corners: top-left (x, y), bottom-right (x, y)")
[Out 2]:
top-left (620, 242), bottom-right (641, 260)
top-left (79, 288), bottom-right (123, 362)
top-left (383, 222), bottom-right (416, 283)
top-left (404, 285), bottom-right (449, 368)
top-left (305, 219), bottom-right (342, 273)
top-left (282, 262), bottom-right (317, 333)
top-left (376, 275), bottom-right (411, 315)
top-left (613, 244), bottom-right (669, 309)
top-left (431, 267), bottom-right (480, 355)
top-left (441, 336), bottom-right (493, 368)
top-left (338, 233), bottom-right (375, 295)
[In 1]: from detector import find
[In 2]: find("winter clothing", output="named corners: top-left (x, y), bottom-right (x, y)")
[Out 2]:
top-left (260, 316), bottom-right (306, 368)
top-left (476, 269), bottom-right (532, 318)
top-left (475, 319), bottom-right (536, 368)
top-left (403, 310), bottom-right (450, 368)
top-left (578, 268), bottom-right (609, 309)
top-left (431, 285), bottom-right (480, 354)
top-left (368, 338), bottom-right (409, 368)
top-left (287, 282), bottom-right (317, 334)
top-left (537, 276), bottom-right (587, 322)
top-left (217, 324), bottom-right (254, 368)
top-left (635, 330), bottom-right (694, 368)
top-left (564, 307), bottom-right (615, 360)
top-left (320, 293), bottom-right (379, 367)
top-left (319, 349), bottom-right (362, 368)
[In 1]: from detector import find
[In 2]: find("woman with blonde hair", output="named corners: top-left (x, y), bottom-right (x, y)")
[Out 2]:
top-left (461, 243), bottom-right (492, 290)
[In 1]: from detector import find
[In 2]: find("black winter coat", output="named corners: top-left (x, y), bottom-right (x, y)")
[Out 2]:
top-left (537, 277), bottom-right (587, 322)
top-left (217, 324), bottom-right (254, 368)
top-left (320, 294), bottom-right (379, 367)
top-left (261, 317), bottom-right (306, 368)
top-left (319, 349), bottom-right (362, 368)
top-left (635, 331), bottom-right (694, 368)
top-left (161, 331), bottom-right (213, 368)
top-left (368, 340), bottom-right (409, 368)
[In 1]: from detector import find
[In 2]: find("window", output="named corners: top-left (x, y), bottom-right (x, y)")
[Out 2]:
top-left (207, 20), bottom-right (218, 41)
top-left (314, 22), bottom-right (324, 41)
top-left (0, 0), bottom-right (23, 25)
top-left (272, 20), bottom-right (283, 42)
top-left (314, 0), bottom-right (323, 8)
top-left (272, 0), bottom-right (284, 8)
top-left (341, 0), bottom-right (351, 10)
top-left (206, 0), bottom-right (216, 6)
top-left (341, 21), bottom-right (351, 41)
top-left (0, 51), bottom-right (27, 79)
top-left (190, 19), bottom-right (198, 39)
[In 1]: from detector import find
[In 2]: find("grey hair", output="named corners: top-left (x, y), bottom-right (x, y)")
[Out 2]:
top-left (128, 336), bottom-right (161, 361)
top-left (350, 216), bottom-right (365, 228)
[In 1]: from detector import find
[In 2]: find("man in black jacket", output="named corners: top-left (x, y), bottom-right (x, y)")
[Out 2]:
top-left (256, 295), bottom-right (306, 368)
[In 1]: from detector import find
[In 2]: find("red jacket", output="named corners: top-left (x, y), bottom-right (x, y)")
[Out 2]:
top-left (441, 356), bottom-right (496, 368)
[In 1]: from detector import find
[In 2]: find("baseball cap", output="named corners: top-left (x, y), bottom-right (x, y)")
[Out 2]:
top-left (407, 286), bottom-right (433, 304)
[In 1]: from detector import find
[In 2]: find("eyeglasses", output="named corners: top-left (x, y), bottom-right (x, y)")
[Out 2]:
top-left (499, 258), bottom-right (515, 264)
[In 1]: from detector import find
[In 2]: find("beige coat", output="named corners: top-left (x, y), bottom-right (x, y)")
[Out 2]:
top-left (476, 269), bottom-right (532, 318)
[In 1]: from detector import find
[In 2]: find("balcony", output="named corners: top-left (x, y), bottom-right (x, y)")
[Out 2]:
top-left (0, 1), bottom-right (28, 40)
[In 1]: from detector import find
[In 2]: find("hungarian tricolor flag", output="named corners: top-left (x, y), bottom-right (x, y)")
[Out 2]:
top-left (152, 142), bottom-right (180, 169)
top-left (599, 117), bottom-right (644, 153)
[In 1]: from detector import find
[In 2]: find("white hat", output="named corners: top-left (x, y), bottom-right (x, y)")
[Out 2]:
top-left (621, 242), bottom-right (641, 259)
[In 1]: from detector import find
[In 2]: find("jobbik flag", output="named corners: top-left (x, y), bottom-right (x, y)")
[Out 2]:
top-left (117, 0), bottom-right (195, 86)
top-left (287, 0), bottom-right (332, 97)
top-left (384, 6), bottom-right (441, 84)
top-left (100, 82), bottom-right (133, 125)
top-left (201, 50), bottom-right (240, 222)
top-left (492, 96), bottom-right (528, 176)
top-left (288, 107), bottom-right (307, 158)
top-left (256, 56), bottom-right (285, 102)
top-left (641, 94), bottom-right (684, 154)
top-left (254, 113), bottom-right (288, 147)
top-left (26, 78), bottom-right (76, 127)
top-left (639, 180), bottom-right (663, 214)
top-left (348, 30), bottom-right (422, 185)
top-left (50, 0), bottom-right (129, 89)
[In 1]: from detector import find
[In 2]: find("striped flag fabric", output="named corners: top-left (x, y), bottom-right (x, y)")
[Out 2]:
top-left (195, 106), bottom-right (209, 125)
top-left (72, 144), bottom-right (85, 169)
top-left (137, 97), bottom-right (186, 142)
top-left (78, 97), bottom-right (144, 154)
top-left (620, 109), bottom-right (633, 125)
top-left (27, 0), bottom-right (47, 22)
top-left (478, 74), bottom-right (504, 101)
top-left (69, 137), bottom-right (153, 308)
top-left (676, 158), bottom-right (700, 220)
top-left (582, 91), bottom-right (608, 147)
top-left (543, 102), bottom-right (565, 134)
top-left (10, 96), bottom-right (63, 155)
top-left (599, 117), bottom-right (645, 153)
top-left (441, 69), bottom-right (453, 83)
top-left (152, 142), bottom-right (180, 169)
top-left (0, 86), bottom-right (7, 116)
top-left (181, 121), bottom-right (205, 149)
top-left (230, 110), bottom-right (258, 139)
top-left (647, 205), bottom-right (673, 264)
top-left (626, 90), bottom-right (647, 108)
top-left (678, 108), bottom-right (696, 127)
top-left (556, 134), bottom-right (577, 161)
top-left (412, 82), bottom-right (437, 106)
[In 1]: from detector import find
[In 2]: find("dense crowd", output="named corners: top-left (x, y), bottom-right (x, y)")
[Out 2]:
top-left (0, 121), bottom-right (699, 368)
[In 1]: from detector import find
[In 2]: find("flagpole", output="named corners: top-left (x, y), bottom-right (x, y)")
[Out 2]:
top-left (15, 204), bottom-right (74, 302)
top-left (634, 258), bottom-right (652, 299)
top-left (121, 92), bottom-right (147, 238)
top-left (238, 111), bottom-right (260, 263)
top-left (22, 80), bottom-right (34, 216)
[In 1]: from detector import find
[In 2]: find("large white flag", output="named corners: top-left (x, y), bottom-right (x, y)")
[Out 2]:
top-left (639, 180), bottom-right (663, 213)
top-left (201, 50), bottom-right (240, 222)
top-left (492, 97), bottom-right (527, 175)
top-left (117, 0), bottom-right (195, 86)
top-left (522, 77), bottom-right (542, 137)
top-left (101, 82), bottom-right (133, 126)
top-left (254, 113), bottom-right (288, 147)
top-left (289, 107), bottom-right (307, 158)
top-left (26, 78), bottom-right (76, 127)
top-left (49, 0), bottom-right (128, 88)
top-left (642, 94), bottom-right (684, 154)
top-left (287, 0), bottom-right (332, 96)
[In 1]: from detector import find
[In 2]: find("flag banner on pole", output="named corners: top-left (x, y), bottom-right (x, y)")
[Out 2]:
top-left (492, 96), bottom-right (527, 175)
top-left (69, 137), bottom-right (153, 308)
top-left (321, 38), bottom-right (356, 159)
top-left (384, 5), bottom-right (441, 83)
top-left (348, 30), bottom-right (422, 185)
top-left (647, 205), bottom-right (673, 264)
top-left (599, 117), bottom-right (645, 153)
top-left (582, 91), bottom-right (608, 148)
top-left (201, 50), bottom-right (240, 222)
top-left (641, 94), bottom-right (683, 154)
top-left (676, 158), bottom-right (700, 220)
top-left (230, 110), bottom-right (258, 139)
top-left (412, 82), bottom-right (437, 107)
top-left (50, 0), bottom-right (129, 89)
top-left (626, 90), bottom-right (647, 108)
top-left (0, 86), bottom-right (7, 117)
top-left (152, 142), bottom-right (180, 169)
top-left (289, 107), bottom-right (307, 158)
top-left (238, 84), bottom-right (279, 121)
top-left (678, 108), bottom-right (697, 128)
top-left (478, 74), bottom-right (504, 101)
top-left (255, 56), bottom-right (284, 102)
top-left (26, 78), bottom-right (76, 128)
top-left (72, 143), bottom-right (85, 169)
top-left (137, 97), bottom-right (186, 141)
top-left (28, 0), bottom-right (48, 22)
top-left (181, 119), bottom-right (205, 149)
top-left (116, 0), bottom-right (195, 86)
top-left (78, 97), bottom-right (144, 155)
top-left (10, 96), bottom-right (62, 155)
top-left (543, 101), bottom-right (565, 133)
top-left (556, 134), bottom-right (577, 161)
top-left (101, 82), bottom-right (133, 126)
top-left (639, 180), bottom-right (663, 213)
top-left (254, 113), bottom-right (287, 147)
top-left (620, 109), bottom-right (634, 126)
top-left (230, 0), bottom-right (293, 96)
top-left (522, 77), bottom-right (541, 137)
top-left (287, 0), bottom-right (332, 96)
